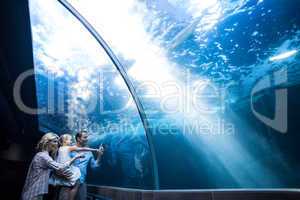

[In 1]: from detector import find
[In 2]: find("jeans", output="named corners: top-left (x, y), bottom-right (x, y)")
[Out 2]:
top-left (58, 183), bottom-right (87, 200)
top-left (75, 183), bottom-right (86, 200)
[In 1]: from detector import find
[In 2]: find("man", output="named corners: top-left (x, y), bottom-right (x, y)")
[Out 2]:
top-left (67, 131), bottom-right (104, 200)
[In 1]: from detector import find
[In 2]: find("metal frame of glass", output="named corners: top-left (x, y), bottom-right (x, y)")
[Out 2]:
top-left (57, 0), bottom-right (160, 190)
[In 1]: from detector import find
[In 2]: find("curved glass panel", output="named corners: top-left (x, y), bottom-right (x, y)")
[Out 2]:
top-left (29, 0), bottom-right (154, 189)
top-left (67, 0), bottom-right (300, 189)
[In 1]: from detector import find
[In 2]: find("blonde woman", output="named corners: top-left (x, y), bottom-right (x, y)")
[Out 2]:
top-left (21, 133), bottom-right (83, 200)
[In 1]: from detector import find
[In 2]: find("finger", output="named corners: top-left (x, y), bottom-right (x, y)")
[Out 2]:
top-left (67, 172), bottom-right (73, 176)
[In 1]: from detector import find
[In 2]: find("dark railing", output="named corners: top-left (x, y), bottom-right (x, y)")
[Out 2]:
top-left (86, 185), bottom-right (300, 200)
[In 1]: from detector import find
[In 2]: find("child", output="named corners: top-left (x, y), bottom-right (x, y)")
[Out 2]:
top-left (50, 134), bottom-right (100, 200)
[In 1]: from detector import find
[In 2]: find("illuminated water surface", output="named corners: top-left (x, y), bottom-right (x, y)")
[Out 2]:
top-left (29, 0), bottom-right (300, 189)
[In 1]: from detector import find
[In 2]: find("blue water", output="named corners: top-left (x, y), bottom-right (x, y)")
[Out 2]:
top-left (29, 0), bottom-right (300, 189)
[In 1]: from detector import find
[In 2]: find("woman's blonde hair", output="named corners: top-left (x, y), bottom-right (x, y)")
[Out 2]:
top-left (36, 132), bottom-right (59, 152)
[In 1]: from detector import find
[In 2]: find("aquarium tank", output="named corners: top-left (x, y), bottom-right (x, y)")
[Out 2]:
top-left (29, 0), bottom-right (300, 189)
